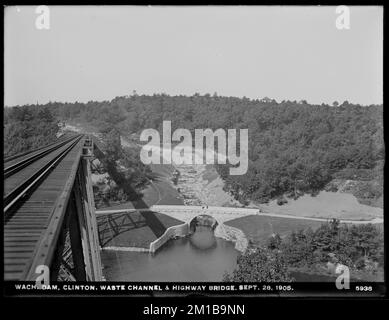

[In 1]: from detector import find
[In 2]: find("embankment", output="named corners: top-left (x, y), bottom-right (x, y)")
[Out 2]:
top-left (101, 246), bottom-right (150, 253)
top-left (149, 223), bottom-right (189, 253)
top-left (214, 223), bottom-right (248, 253)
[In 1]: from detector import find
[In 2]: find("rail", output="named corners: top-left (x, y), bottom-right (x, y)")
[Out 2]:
top-left (4, 135), bottom-right (83, 216)
top-left (3, 133), bottom-right (75, 164)
top-left (4, 134), bottom-right (81, 178)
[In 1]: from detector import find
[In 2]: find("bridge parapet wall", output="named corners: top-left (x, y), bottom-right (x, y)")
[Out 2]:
top-left (150, 205), bottom-right (258, 224)
top-left (151, 205), bottom-right (258, 215)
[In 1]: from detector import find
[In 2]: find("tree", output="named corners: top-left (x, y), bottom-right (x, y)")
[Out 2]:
top-left (4, 106), bottom-right (59, 157)
top-left (267, 233), bottom-right (282, 250)
top-left (223, 247), bottom-right (293, 282)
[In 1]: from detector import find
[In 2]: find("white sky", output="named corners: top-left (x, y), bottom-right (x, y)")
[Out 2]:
top-left (4, 5), bottom-right (383, 106)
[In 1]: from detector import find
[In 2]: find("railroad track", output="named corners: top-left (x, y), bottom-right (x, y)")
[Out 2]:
top-left (4, 134), bottom-right (83, 217)
top-left (4, 133), bottom-right (73, 164)
top-left (4, 134), bottom-right (79, 177)
top-left (4, 134), bottom-right (87, 280)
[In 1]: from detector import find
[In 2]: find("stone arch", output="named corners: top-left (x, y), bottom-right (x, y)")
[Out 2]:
top-left (189, 214), bottom-right (219, 232)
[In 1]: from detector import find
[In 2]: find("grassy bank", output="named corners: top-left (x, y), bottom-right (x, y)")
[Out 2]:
top-left (258, 191), bottom-right (383, 221)
top-left (225, 215), bottom-right (323, 245)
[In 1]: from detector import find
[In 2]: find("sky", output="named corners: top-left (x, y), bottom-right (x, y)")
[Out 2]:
top-left (4, 5), bottom-right (383, 106)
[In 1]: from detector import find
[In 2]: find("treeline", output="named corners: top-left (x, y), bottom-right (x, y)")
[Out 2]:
top-left (6, 93), bottom-right (383, 203)
top-left (4, 105), bottom-right (59, 157)
top-left (267, 219), bottom-right (384, 274)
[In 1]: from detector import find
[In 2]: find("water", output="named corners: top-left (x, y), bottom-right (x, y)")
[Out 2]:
top-left (100, 226), bottom-right (341, 282)
top-left (189, 225), bottom-right (217, 250)
top-left (101, 226), bottom-right (240, 281)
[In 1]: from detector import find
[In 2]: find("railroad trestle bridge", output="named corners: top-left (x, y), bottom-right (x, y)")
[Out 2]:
top-left (4, 134), bottom-right (103, 281)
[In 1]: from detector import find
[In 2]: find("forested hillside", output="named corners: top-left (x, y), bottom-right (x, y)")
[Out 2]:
top-left (4, 94), bottom-right (383, 205)
top-left (4, 105), bottom-right (59, 157)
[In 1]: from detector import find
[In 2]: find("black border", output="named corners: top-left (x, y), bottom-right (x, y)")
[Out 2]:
top-left (1, 4), bottom-right (387, 313)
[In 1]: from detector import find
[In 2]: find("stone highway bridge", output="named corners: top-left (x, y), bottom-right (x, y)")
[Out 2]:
top-left (95, 205), bottom-right (382, 254)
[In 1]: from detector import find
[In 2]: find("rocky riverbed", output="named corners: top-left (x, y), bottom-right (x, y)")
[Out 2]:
top-left (173, 163), bottom-right (242, 207)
